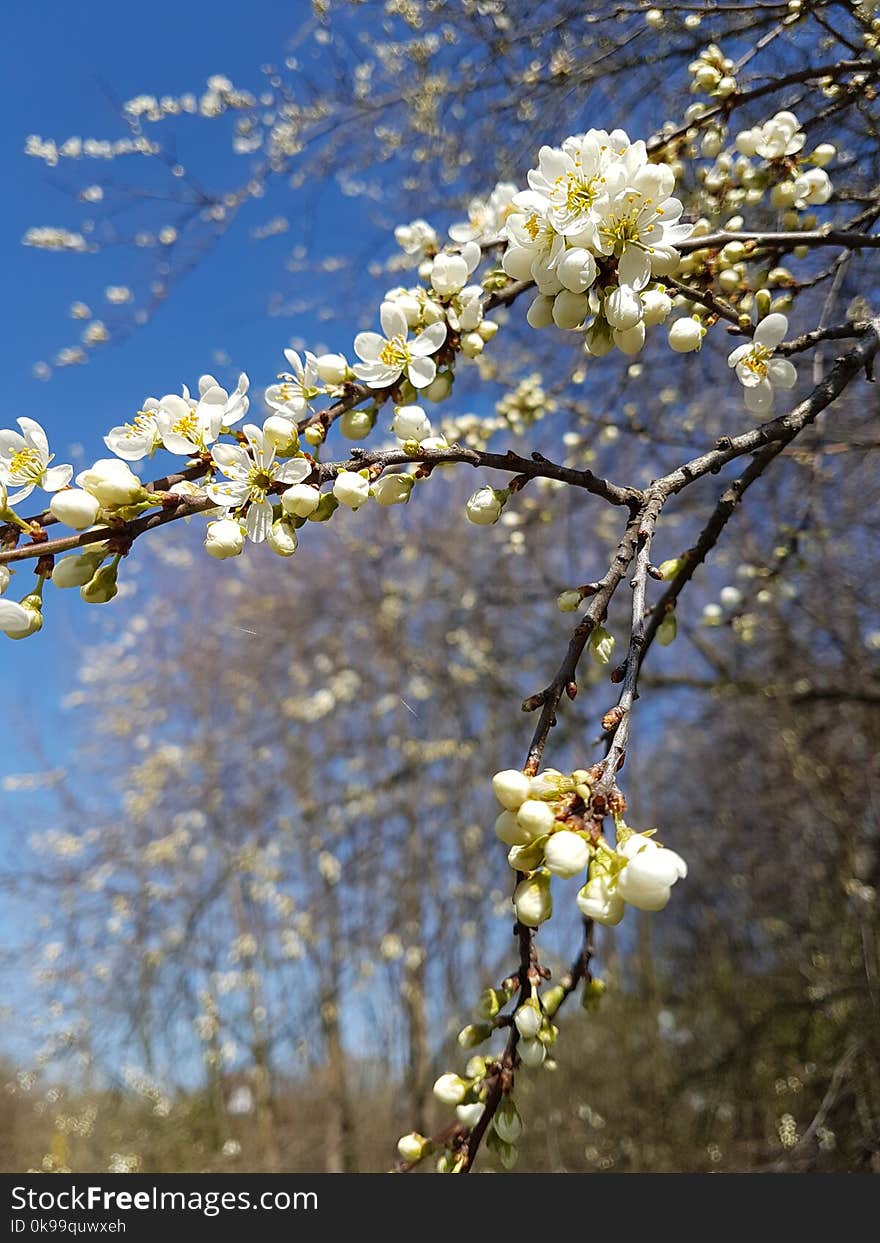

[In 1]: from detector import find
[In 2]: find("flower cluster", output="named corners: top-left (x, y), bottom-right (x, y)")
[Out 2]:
top-left (491, 767), bottom-right (686, 927)
top-left (396, 765), bottom-right (686, 1171)
top-left (1, 117), bottom-right (820, 641)
top-left (501, 128), bottom-right (691, 355)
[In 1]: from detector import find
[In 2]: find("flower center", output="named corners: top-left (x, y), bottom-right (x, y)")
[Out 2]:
top-left (8, 447), bottom-right (45, 483)
top-left (247, 467), bottom-right (274, 500)
top-left (171, 412), bottom-right (201, 444)
top-left (560, 171), bottom-right (601, 216)
top-left (600, 208), bottom-right (645, 251)
top-left (379, 337), bottom-right (410, 368)
top-left (743, 343), bottom-right (772, 378)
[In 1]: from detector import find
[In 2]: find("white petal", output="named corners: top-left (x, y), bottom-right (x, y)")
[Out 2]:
top-left (754, 313), bottom-right (788, 349)
top-left (744, 381), bottom-right (773, 414)
top-left (353, 332), bottom-right (384, 363)
top-left (41, 464), bottom-right (73, 492)
top-left (768, 358), bottom-right (797, 389)
top-left (379, 302), bottom-right (408, 340)
top-left (276, 458), bottom-right (313, 486)
top-left (18, 417), bottom-right (49, 458)
top-left (407, 356), bottom-right (437, 388)
top-left (352, 361), bottom-right (400, 388)
top-left (410, 321), bottom-right (446, 356)
top-left (0, 429), bottom-right (26, 459)
top-left (617, 247), bottom-right (652, 291)
top-left (728, 344), bottom-right (750, 368)
top-left (245, 499), bottom-right (273, 543)
top-left (205, 480), bottom-right (249, 508)
top-left (0, 600), bottom-right (32, 637)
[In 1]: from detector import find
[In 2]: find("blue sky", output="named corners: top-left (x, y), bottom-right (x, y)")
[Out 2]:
top-left (0, 2), bottom-right (358, 782)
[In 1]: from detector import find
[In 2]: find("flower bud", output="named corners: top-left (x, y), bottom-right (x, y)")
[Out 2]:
top-left (617, 836), bottom-right (687, 911)
top-left (49, 488), bottom-right (101, 530)
top-left (526, 294), bottom-right (554, 329)
top-left (460, 331), bottom-right (485, 358)
top-left (556, 248), bottom-right (597, 293)
top-left (315, 353), bottom-right (349, 385)
top-left (589, 626), bottom-right (615, 665)
top-left (811, 142), bottom-right (835, 168)
top-left (657, 556), bottom-right (685, 581)
top-left (52, 551), bottom-right (104, 589)
top-left (557, 589), bottom-right (583, 613)
top-left (81, 563), bottom-right (118, 604)
top-left (0, 595), bottom-right (43, 639)
top-left (397, 1133), bottom-right (428, 1163)
top-left (516, 800), bottom-right (556, 838)
top-left (576, 874), bottom-right (625, 926)
top-left (494, 1097), bottom-right (522, 1144)
top-left (541, 984), bottom-right (566, 1018)
top-left (492, 769), bottom-right (531, 811)
top-left (513, 870), bottom-right (553, 928)
top-left (433, 1073), bottom-right (467, 1106)
top-left (281, 483), bottom-right (321, 518)
top-left (613, 322), bottom-right (646, 355)
top-left (333, 470), bottom-right (370, 510)
top-left (657, 611), bottom-right (677, 646)
top-left (667, 317), bottom-right (705, 352)
top-left (0, 566), bottom-right (10, 596)
top-left (476, 988), bottom-right (507, 1021)
top-left (458, 1023), bottom-right (493, 1049)
top-left (641, 289), bottom-right (672, 326)
top-left (528, 769), bottom-right (567, 799)
top-left (552, 290), bottom-right (591, 330)
top-left (371, 474), bottom-right (415, 506)
top-left (518, 1038), bottom-right (546, 1068)
top-left (605, 285), bottom-right (643, 331)
top-left (478, 319), bottom-right (499, 342)
top-left (303, 423), bottom-right (325, 446)
top-left (262, 415), bottom-right (300, 454)
top-left (581, 978), bottom-right (607, 1012)
top-left (424, 370), bottom-right (454, 402)
top-left (465, 486), bottom-right (507, 526)
top-left (514, 1001), bottom-right (542, 1040)
top-left (431, 252), bottom-right (469, 296)
top-left (494, 810), bottom-right (534, 847)
top-left (455, 1102), bottom-right (485, 1129)
top-left (340, 408), bottom-right (375, 440)
top-left (205, 517), bottom-right (245, 560)
top-left (544, 830), bottom-right (590, 878)
top-left (391, 405), bottom-right (432, 443)
top-left (76, 459), bottom-right (147, 508)
top-left (266, 518), bottom-right (298, 557)
top-left (507, 838), bottom-right (547, 872)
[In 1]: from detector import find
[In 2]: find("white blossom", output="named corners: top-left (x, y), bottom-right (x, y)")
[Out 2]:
top-left (206, 425), bottom-right (312, 542)
top-left (0, 419), bottom-right (72, 504)
top-left (353, 303), bottom-right (446, 390)
top-left (727, 314), bottom-right (796, 415)
top-left (266, 351), bottom-right (322, 417)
